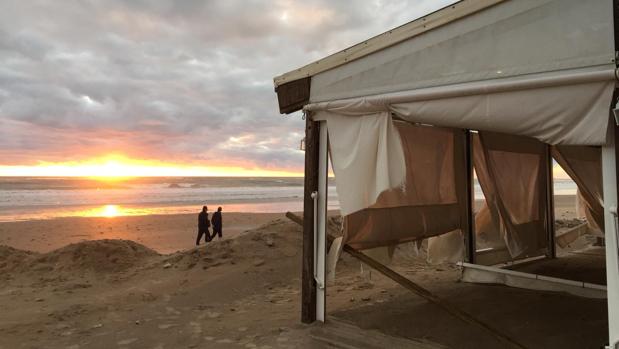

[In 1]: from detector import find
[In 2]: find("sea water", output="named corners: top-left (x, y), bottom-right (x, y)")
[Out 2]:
top-left (0, 177), bottom-right (576, 222)
top-left (0, 177), bottom-right (339, 221)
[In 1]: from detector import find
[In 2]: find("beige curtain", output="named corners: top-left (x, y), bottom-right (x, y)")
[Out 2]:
top-left (551, 146), bottom-right (604, 234)
top-left (473, 132), bottom-right (549, 258)
top-left (344, 121), bottom-right (467, 250)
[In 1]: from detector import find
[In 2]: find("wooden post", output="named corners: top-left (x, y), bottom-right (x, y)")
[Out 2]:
top-left (546, 145), bottom-right (556, 258)
top-left (464, 130), bottom-right (476, 263)
top-left (301, 117), bottom-right (319, 323)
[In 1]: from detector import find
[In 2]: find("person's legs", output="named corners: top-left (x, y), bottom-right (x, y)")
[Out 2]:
top-left (196, 230), bottom-right (204, 246)
top-left (216, 228), bottom-right (222, 238)
top-left (206, 229), bottom-right (212, 242)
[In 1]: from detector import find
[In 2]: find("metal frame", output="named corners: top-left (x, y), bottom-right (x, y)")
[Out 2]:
top-left (315, 121), bottom-right (329, 322)
top-left (603, 120), bottom-right (619, 348)
top-left (458, 262), bottom-right (607, 299)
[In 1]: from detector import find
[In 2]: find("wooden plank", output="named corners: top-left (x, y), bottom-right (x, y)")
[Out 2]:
top-left (301, 119), bottom-right (320, 323)
top-left (310, 317), bottom-right (448, 349)
top-left (273, 0), bottom-right (505, 87)
top-left (286, 212), bottom-right (527, 349)
top-left (275, 77), bottom-right (310, 114)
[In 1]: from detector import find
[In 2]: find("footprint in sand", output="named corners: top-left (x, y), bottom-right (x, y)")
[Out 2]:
top-left (206, 311), bottom-right (221, 318)
top-left (165, 306), bottom-right (181, 315)
top-left (189, 321), bottom-right (202, 336)
top-left (158, 323), bottom-right (178, 329)
top-left (116, 338), bottom-right (138, 345)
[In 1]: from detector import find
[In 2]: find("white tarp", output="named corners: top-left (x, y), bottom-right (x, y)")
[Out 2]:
top-left (313, 111), bottom-right (405, 216)
top-left (308, 69), bottom-right (617, 145)
top-left (310, 0), bottom-right (614, 103)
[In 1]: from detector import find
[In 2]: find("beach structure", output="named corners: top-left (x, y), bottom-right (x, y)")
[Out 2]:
top-left (273, 0), bottom-right (619, 346)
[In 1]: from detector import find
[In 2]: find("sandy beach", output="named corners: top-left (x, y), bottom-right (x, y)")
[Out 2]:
top-left (0, 195), bottom-right (579, 254)
top-left (0, 212), bottom-right (286, 254)
top-left (0, 194), bottom-right (609, 348)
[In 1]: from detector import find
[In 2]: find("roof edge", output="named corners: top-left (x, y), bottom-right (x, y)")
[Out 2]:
top-left (273, 0), bottom-right (506, 87)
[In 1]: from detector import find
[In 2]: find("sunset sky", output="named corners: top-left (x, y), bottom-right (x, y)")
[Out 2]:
top-left (0, 0), bottom-right (457, 177)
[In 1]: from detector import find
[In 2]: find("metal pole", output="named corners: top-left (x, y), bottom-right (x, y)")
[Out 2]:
top-left (315, 121), bottom-right (329, 322)
top-left (603, 120), bottom-right (619, 348)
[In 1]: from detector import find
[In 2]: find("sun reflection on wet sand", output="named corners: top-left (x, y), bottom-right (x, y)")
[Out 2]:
top-left (75, 204), bottom-right (146, 218)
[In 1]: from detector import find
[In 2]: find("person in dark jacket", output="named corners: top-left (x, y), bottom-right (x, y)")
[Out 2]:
top-left (211, 207), bottom-right (223, 240)
top-left (196, 206), bottom-right (211, 246)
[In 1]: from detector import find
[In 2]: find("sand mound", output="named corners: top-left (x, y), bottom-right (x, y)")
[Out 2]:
top-left (162, 218), bottom-right (302, 270)
top-left (31, 239), bottom-right (159, 274)
top-left (0, 245), bottom-right (37, 275)
top-left (3, 218), bottom-right (302, 279)
top-left (164, 238), bottom-right (236, 270)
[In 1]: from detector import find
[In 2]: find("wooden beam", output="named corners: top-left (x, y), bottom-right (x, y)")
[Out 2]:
top-left (301, 118), bottom-right (319, 323)
top-left (286, 211), bottom-right (527, 349)
top-left (275, 77), bottom-right (310, 114)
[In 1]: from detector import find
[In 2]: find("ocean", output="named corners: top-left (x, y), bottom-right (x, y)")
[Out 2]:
top-left (0, 177), bottom-right (577, 222)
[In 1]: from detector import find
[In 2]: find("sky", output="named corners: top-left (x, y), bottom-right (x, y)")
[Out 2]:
top-left (0, 0), bottom-right (458, 177)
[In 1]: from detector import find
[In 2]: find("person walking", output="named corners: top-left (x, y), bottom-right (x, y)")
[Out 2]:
top-left (211, 207), bottom-right (223, 240)
top-left (196, 206), bottom-right (211, 246)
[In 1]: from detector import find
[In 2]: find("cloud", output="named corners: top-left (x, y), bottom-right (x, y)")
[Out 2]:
top-left (0, 0), bottom-right (456, 173)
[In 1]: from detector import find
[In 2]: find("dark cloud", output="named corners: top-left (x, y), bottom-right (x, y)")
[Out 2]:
top-left (0, 0), bottom-right (455, 172)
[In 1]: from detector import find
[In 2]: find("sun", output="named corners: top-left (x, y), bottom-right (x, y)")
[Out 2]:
top-left (101, 205), bottom-right (120, 218)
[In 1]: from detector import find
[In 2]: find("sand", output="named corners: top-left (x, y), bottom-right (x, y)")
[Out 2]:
top-left (0, 194), bottom-right (609, 348)
top-left (0, 195), bottom-right (579, 255)
top-left (0, 212), bottom-right (285, 254)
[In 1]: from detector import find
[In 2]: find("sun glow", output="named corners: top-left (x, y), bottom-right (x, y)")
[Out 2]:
top-left (101, 204), bottom-right (120, 217)
top-left (0, 154), bottom-right (301, 178)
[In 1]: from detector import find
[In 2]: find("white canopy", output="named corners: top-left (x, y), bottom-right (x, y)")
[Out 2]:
top-left (300, 0), bottom-right (617, 217)
top-left (309, 0), bottom-right (615, 103)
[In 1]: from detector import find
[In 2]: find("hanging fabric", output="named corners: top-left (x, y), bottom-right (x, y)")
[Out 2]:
top-left (473, 132), bottom-right (550, 258)
top-left (552, 145), bottom-right (604, 235)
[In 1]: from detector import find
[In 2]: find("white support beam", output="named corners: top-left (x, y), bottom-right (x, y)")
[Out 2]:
top-left (458, 262), bottom-right (606, 299)
top-left (603, 123), bottom-right (619, 348)
top-left (315, 121), bottom-right (329, 322)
